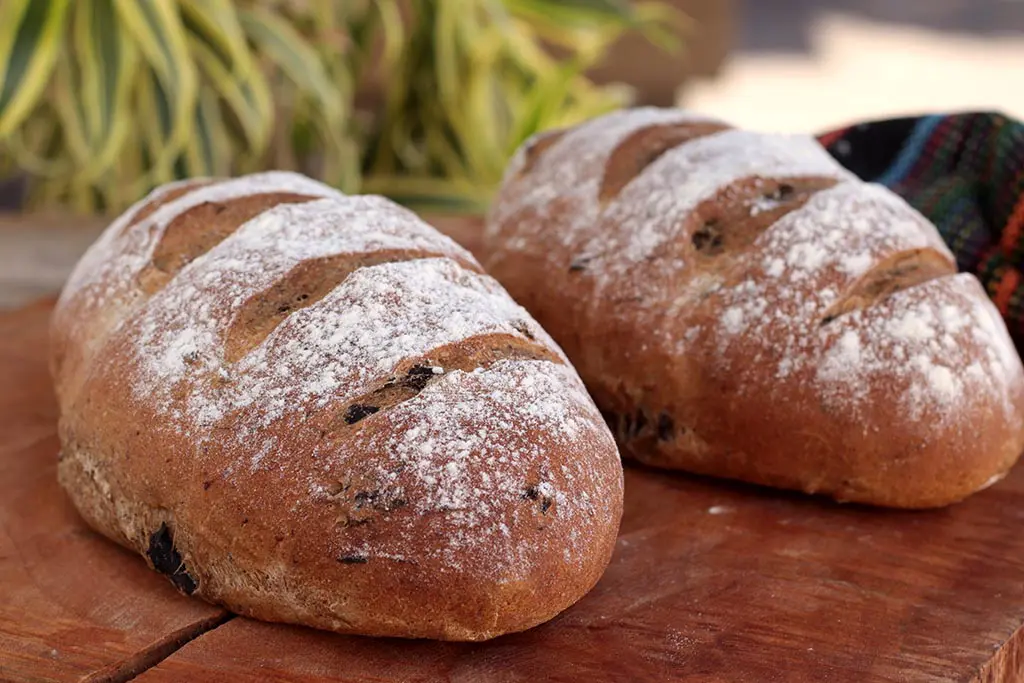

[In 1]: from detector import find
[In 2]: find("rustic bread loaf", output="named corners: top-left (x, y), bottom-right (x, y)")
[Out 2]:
top-left (50, 171), bottom-right (623, 640)
top-left (483, 108), bottom-right (1024, 509)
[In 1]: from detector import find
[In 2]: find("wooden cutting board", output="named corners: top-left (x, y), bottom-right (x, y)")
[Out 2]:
top-left (3, 225), bottom-right (1024, 681)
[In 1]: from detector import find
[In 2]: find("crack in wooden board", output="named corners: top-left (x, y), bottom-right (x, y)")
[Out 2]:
top-left (80, 612), bottom-right (234, 683)
top-left (131, 486), bottom-right (1024, 683)
top-left (975, 624), bottom-right (1024, 683)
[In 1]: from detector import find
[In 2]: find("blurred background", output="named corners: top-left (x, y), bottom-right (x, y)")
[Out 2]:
top-left (681, 0), bottom-right (1024, 133)
top-left (0, 0), bottom-right (1022, 306)
top-left (1, 0), bottom-right (1022, 215)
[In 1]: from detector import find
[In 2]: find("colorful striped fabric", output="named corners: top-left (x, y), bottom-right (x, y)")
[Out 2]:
top-left (817, 113), bottom-right (1024, 347)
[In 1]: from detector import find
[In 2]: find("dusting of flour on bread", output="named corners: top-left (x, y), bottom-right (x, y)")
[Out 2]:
top-left (52, 173), bottom-right (345, 385)
top-left (489, 108), bottom-right (718, 251)
top-left (484, 106), bottom-right (1024, 508)
top-left (61, 172), bottom-right (343, 309)
top-left (488, 108), bottom-right (1023, 434)
top-left (590, 130), bottom-right (854, 274)
top-left (312, 360), bottom-right (614, 575)
top-left (697, 181), bottom-right (1018, 422)
top-left (74, 183), bottom-right (612, 579)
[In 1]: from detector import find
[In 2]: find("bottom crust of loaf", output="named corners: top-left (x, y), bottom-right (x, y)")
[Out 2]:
top-left (600, 400), bottom-right (1024, 509)
top-left (56, 432), bottom-right (616, 641)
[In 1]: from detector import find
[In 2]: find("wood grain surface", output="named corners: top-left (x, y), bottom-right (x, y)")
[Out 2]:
top-left (2, 216), bottom-right (1024, 681)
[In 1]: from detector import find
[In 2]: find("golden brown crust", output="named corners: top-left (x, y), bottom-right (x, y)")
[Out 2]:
top-left (51, 172), bottom-right (623, 640)
top-left (483, 108), bottom-right (1024, 509)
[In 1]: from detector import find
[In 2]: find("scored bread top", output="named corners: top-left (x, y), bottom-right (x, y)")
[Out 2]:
top-left (485, 108), bottom-right (1024, 506)
top-left (487, 108), bottom-right (1019, 424)
top-left (52, 172), bottom-right (622, 633)
top-left (51, 172), bottom-right (346, 400)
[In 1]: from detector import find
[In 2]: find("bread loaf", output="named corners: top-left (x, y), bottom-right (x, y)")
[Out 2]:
top-left (50, 172), bottom-right (623, 640)
top-left (483, 108), bottom-right (1024, 508)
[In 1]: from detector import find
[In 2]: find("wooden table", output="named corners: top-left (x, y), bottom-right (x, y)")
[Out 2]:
top-left (3, 214), bottom-right (1024, 681)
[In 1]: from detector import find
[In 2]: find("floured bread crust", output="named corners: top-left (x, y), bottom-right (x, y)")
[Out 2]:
top-left (51, 172), bottom-right (623, 640)
top-left (484, 108), bottom-right (1024, 508)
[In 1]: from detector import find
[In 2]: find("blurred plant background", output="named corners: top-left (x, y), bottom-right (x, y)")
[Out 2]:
top-left (0, 0), bottom-right (685, 215)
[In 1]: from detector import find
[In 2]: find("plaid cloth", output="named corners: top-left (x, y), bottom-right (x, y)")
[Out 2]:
top-left (817, 113), bottom-right (1024, 347)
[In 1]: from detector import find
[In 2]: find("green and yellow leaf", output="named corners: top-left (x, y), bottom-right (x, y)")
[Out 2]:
top-left (0, 0), bottom-right (72, 138)
top-left (112, 0), bottom-right (197, 158)
top-left (183, 85), bottom-right (229, 178)
top-left (131, 67), bottom-right (178, 195)
top-left (5, 103), bottom-right (70, 177)
top-left (239, 7), bottom-right (345, 121)
top-left (51, 51), bottom-right (90, 168)
top-left (188, 34), bottom-right (272, 156)
top-left (178, 0), bottom-right (252, 75)
top-left (71, 0), bottom-right (138, 179)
